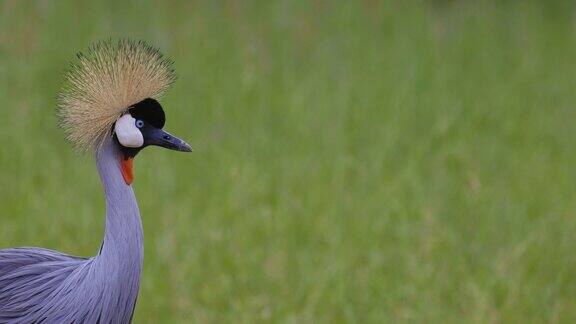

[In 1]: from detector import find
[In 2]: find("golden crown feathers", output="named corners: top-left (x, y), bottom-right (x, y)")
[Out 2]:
top-left (57, 39), bottom-right (176, 152)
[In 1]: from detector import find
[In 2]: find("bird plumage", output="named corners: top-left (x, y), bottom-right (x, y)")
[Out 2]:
top-left (0, 40), bottom-right (188, 323)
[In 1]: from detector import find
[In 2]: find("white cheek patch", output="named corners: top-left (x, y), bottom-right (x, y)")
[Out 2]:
top-left (115, 114), bottom-right (144, 148)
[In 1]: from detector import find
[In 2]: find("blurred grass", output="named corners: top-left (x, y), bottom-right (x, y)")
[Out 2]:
top-left (1, 0), bottom-right (576, 322)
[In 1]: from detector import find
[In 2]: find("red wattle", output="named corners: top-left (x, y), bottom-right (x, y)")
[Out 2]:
top-left (120, 157), bottom-right (134, 185)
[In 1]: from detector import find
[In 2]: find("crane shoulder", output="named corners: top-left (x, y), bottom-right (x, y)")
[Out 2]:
top-left (0, 247), bottom-right (89, 321)
top-left (0, 247), bottom-right (86, 274)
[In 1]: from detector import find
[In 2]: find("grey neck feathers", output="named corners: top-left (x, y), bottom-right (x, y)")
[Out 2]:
top-left (0, 137), bottom-right (144, 323)
top-left (93, 137), bottom-right (144, 321)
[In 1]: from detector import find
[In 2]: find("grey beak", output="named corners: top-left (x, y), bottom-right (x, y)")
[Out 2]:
top-left (146, 128), bottom-right (192, 152)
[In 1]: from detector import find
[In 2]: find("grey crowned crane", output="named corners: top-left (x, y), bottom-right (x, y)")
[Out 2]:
top-left (0, 39), bottom-right (191, 323)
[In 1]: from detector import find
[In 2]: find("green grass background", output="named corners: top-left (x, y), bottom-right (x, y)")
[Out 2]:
top-left (1, 0), bottom-right (576, 322)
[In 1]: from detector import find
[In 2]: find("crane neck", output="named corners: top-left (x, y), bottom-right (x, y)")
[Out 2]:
top-left (94, 137), bottom-right (143, 294)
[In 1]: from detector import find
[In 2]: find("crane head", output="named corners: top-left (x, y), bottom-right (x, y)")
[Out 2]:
top-left (114, 97), bottom-right (192, 185)
top-left (57, 40), bottom-right (190, 185)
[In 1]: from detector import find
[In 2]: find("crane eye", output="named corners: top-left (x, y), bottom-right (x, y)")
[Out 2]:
top-left (135, 120), bottom-right (144, 128)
